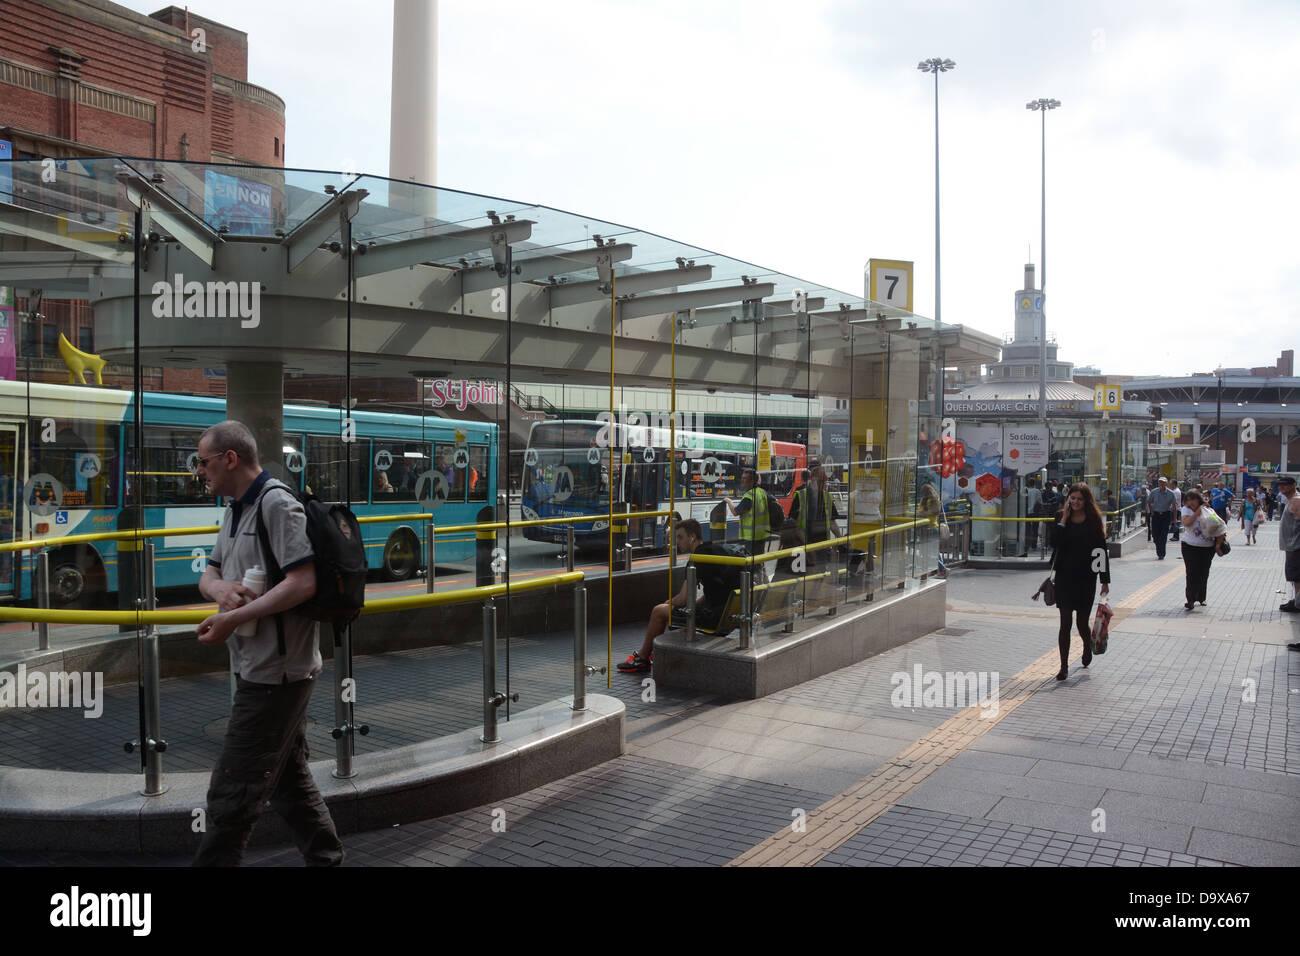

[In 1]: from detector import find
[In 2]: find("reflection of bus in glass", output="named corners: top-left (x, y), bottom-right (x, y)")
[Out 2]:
top-left (520, 419), bottom-right (806, 546)
top-left (0, 381), bottom-right (496, 605)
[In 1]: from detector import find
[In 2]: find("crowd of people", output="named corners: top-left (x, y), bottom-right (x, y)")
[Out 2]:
top-left (619, 466), bottom-right (1300, 676)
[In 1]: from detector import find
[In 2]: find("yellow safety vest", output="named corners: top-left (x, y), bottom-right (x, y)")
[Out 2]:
top-left (738, 487), bottom-right (771, 541)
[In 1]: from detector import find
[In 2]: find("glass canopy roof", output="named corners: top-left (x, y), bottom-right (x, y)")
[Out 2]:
top-left (0, 157), bottom-right (944, 328)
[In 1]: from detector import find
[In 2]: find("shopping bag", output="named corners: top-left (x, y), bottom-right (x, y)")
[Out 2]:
top-left (1090, 602), bottom-right (1113, 654)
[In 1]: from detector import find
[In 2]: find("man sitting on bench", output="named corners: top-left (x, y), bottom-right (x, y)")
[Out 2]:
top-left (617, 518), bottom-right (740, 673)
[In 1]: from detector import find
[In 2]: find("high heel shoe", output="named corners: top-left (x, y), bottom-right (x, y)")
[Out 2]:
top-left (1082, 644), bottom-right (1093, 668)
top-left (1056, 667), bottom-right (1068, 681)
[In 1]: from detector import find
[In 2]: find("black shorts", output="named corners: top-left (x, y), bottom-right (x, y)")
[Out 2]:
top-left (671, 603), bottom-right (723, 630)
top-left (1286, 550), bottom-right (1300, 583)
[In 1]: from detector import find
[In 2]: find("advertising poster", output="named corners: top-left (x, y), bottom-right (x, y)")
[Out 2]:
top-left (1002, 424), bottom-right (1049, 474)
top-left (954, 424), bottom-right (1005, 551)
top-left (203, 170), bottom-right (273, 235)
top-left (0, 139), bottom-right (11, 201)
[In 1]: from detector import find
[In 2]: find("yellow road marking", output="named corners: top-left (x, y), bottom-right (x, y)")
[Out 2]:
top-left (728, 560), bottom-right (1186, 867)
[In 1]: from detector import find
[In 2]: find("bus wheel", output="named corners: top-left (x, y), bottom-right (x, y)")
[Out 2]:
top-left (49, 546), bottom-right (105, 606)
top-left (382, 530), bottom-right (420, 581)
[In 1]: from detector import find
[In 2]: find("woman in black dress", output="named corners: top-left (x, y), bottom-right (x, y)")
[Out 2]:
top-left (1048, 483), bottom-right (1111, 681)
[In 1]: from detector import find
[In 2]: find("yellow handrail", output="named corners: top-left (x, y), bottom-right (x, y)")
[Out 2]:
top-left (691, 517), bottom-right (933, 567)
top-left (0, 570), bottom-right (586, 625)
top-left (0, 508), bottom-right (678, 554)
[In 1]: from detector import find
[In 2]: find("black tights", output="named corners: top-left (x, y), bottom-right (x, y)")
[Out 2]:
top-left (1057, 605), bottom-right (1090, 668)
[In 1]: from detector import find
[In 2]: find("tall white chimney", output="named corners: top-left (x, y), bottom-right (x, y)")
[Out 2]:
top-left (389, 0), bottom-right (438, 194)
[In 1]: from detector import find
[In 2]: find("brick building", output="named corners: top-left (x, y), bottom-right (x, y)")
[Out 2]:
top-left (1, 0), bottom-right (286, 393)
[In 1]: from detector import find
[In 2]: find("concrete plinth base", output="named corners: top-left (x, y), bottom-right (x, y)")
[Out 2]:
top-left (0, 694), bottom-right (624, 854)
top-left (651, 580), bottom-right (946, 700)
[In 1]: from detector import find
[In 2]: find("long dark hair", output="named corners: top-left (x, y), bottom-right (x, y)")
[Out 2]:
top-left (1061, 482), bottom-right (1107, 540)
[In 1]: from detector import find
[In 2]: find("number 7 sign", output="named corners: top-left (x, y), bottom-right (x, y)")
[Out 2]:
top-left (866, 259), bottom-right (914, 312)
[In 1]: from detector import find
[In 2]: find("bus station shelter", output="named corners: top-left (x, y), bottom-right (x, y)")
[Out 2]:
top-left (0, 157), bottom-right (997, 848)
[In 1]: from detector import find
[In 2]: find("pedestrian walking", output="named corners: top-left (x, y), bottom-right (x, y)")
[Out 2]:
top-left (1275, 478), bottom-right (1300, 645)
top-left (191, 420), bottom-right (345, 867)
top-left (1179, 489), bottom-right (1223, 610)
top-left (1048, 482), bottom-right (1110, 681)
top-left (1147, 476), bottom-right (1176, 559)
top-left (1241, 488), bottom-right (1262, 545)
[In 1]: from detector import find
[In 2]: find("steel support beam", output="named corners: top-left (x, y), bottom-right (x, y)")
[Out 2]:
top-left (118, 174), bottom-right (218, 268)
top-left (352, 220), bottom-right (533, 279)
top-left (547, 263), bottom-right (713, 309)
top-left (461, 242), bottom-right (634, 294)
top-left (284, 189), bottom-right (369, 272)
top-left (618, 282), bottom-right (774, 321)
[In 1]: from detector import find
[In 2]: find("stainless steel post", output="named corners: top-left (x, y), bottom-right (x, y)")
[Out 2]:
top-left (482, 598), bottom-right (498, 742)
top-left (572, 582), bottom-right (588, 711)
top-left (35, 550), bottom-right (49, 652)
top-left (566, 523), bottom-right (575, 572)
top-left (738, 569), bottom-right (752, 650)
top-left (684, 564), bottom-right (697, 643)
top-left (331, 621), bottom-right (356, 779)
top-left (140, 541), bottom-right (167, 796)
top-left (425, 517), bottom-right (435, 594)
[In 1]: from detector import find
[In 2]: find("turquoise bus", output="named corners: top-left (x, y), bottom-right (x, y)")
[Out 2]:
top-left (0, 381), bottom-right (497, 605)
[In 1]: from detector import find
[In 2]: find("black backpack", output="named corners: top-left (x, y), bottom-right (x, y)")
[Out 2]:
top-left (764, 489), bottom-right (785, 536)
top-left (255, 483), bottom-right (368, 646)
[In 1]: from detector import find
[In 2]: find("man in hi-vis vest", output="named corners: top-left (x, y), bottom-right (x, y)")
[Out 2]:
top-left (726, 468), bottom-right (771, 557)
top-left (790, 461), bottom-right (842, 566)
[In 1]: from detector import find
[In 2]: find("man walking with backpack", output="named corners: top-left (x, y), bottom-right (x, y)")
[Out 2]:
top-left (192, 420), bottom-right (344, 866)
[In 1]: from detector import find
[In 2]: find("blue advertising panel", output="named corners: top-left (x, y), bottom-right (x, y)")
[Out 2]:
top-left (202, 169), bottom-right (273, 235)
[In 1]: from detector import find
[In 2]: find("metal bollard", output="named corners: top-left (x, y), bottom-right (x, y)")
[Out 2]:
top-left (330, 621), bottom-right (368, 778)
top-left (566, 523), bottom-right (575, 572)
top-left (738, 569), bottom-right (752, 650)
top-left (482, 598), bottom-right (498, 742)
top-left (481, 598), bottom-right (517, 743)
top-left (139, 542), bottom-right (167, 796)
top-left (35, 550), bottom-right (50, 652)
top-left (425, 518), bottom-right (436, 594)
top-left (571, 582), bottom-right (602, 711)
top-left (684, 564), bottom-right (697, 643)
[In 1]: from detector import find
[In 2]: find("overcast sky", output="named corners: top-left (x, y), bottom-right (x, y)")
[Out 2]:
top-left (120, 0), bottom-right (1300, 378)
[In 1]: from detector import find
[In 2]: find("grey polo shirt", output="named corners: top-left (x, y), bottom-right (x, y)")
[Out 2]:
top-left (208, 472), bottom-right (321, 684)
top-left (1148, 487), bottom-right (1176, 513)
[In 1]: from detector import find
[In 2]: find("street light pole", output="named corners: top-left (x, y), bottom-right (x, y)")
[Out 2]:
top-left (1027, 98), bottom-right (1059, 424)
top-left (918, 58), bottom-right (955, 326)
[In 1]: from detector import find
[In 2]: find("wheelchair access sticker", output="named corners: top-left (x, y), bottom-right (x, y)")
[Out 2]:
top-left (55, 511), bottom-right (68, 524)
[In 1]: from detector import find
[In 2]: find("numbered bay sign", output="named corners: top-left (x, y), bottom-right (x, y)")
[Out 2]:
top-left (867, 258), bottom-right (914, 312)
top-left (1093, 385), bottom-right (1122, 411)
